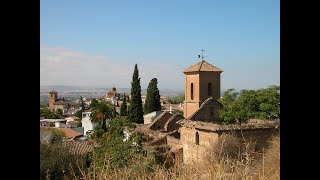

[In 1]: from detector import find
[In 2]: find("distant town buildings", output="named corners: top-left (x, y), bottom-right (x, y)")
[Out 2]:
top-left (48, 90), bottom-right (82, 115)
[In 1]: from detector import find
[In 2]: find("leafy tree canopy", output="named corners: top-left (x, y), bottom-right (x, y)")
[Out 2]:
top-left (219, 85), bottom-right (280, 124)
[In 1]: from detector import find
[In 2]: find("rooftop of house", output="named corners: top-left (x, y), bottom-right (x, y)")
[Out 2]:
top-left (63, 140), bottom-right (98, 155)
top-left (53, 100), bottom-right (68, 105)
top-left (183, 60), bottom-right (223, 73)
top-left (59, 128), bottom-right (82, 139)
top-left (40, 119), bottom-right (66, 122)
top-left (178, 119), bottom-right (280, 132)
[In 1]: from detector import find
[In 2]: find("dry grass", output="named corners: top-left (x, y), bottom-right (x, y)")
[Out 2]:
top-left (67, 134), bottom-right (279, 180)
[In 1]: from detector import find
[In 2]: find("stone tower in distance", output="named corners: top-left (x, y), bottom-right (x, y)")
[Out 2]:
top-left (49, 90), bottom-right (58, 111)
top-left (183, 60), bottom-right (223, 119)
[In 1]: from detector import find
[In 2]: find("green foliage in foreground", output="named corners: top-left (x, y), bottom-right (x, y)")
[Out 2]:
top-left (91, 116), bottom-right (145, 168)
top-left (40, 142), bottom-right (85, 180)
top-left (219, 85), bottom-right (280, 124)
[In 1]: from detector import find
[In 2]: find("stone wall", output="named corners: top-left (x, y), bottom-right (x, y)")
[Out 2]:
top-left (149, 112), bottom-right (172, 131)
top-left (167, 135), bottom-right (180, 147)
top-left (164, 114), bottom-right (184, 132)
top-left (188, 98), bottom-right (221, 122)
top-left (180, 126), bottom-right (279, 164)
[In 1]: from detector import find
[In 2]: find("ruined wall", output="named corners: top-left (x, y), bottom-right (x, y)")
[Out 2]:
top-left (164, 114), bottom-right (184, 132)
top-left (180, 126), bottom-right (279, 164)
top-left (167, 135), bottom-right (180, 147)
top-left (218, 128), bottom-right (278, 153)
top-left (149, 112), bottom-right (172, 131)
top-left (189, 99), bottom-right (221, 122)
top-left (180, 127), bottom-right (219, 164)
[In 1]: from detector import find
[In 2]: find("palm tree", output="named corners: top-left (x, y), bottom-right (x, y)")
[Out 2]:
top-left (90, 100), bottom-right (114, 132)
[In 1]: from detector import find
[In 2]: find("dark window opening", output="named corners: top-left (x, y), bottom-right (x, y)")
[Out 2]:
top-left (208, 82), bottom-right (212, 96)
top-left (157, 125), bottom-right (161, 129)
top-left (210, 107), bottom-right (214, 117)
top-left (191, 83), bottom-right (194, 100)
top-left (195, 132), bottom-right (199, 145)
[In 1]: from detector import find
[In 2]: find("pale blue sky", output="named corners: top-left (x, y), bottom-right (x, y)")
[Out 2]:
top-left (40, 0), bottom-right (279, 91)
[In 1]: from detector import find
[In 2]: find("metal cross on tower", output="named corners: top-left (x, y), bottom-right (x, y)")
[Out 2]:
top-left (201, 49), bottom-right (205, 60)
top-left (198, 49), bottom-right (206, 60)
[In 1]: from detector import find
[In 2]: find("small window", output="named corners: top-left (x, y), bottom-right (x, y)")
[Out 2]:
top-left (191, 83), bottom-right (194, 100)
top-left (157, 125), bottom-right (161, 129)
top-left (208, 83), bottom-right (212, 96)
top-left (210, 107), bottom-right (214, 117)
top-left (195, 132), bottom-right (199, 145)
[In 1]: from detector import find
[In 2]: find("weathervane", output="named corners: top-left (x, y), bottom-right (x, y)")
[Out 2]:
top-left (198, 49), bottom-right (207, 60)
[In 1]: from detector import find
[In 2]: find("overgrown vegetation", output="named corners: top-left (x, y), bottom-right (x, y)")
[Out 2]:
top-left (67, 133), bottom-right (280, 180)
top-left (40, 128), bottom-right (86, 180)
top-left (219, 85), bottom-right (280, 124)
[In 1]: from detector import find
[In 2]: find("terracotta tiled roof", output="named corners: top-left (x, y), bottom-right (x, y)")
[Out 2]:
top-left (59, 128), bottom-right (82, 139)
top-left (64, 141), bottom-right (97, 155)
top-left (183, 60), bottom-right (223, 73)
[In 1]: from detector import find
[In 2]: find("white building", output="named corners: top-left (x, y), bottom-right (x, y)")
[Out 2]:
top-left (143, 110), bottom-right (164, 124)
top-left (40, 119), bottom-right (67, 128)
top-left (81, 111), bottom-right (98, 136)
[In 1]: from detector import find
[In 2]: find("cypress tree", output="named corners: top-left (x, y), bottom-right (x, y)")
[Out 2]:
top-left (120, 94), bottom-right (128, 116)
top-left (128, 64), bottom-right (144, 123)
top-left (144, 78), bottom-right (161, 114)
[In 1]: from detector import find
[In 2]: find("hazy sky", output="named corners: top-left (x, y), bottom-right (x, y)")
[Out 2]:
top-left (40, 0), bottom-right (279, 91)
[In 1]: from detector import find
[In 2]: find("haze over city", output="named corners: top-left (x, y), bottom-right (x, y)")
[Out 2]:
top-left (40, 0), bottom-right (279, 91)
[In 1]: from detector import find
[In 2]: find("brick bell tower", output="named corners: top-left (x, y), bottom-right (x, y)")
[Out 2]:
top-left (49, 90), bottom-right (58, 111)
top-left (183, 60), bottom-right (223, 119)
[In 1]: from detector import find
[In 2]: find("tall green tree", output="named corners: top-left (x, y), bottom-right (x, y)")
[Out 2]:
top-left (90, 98), bottom-right (99, 109)
top-left (144, 78), bottom-right (161, 114)
top-left (128, 64), bottom-right (144, 123)
top-left (90, 100), bottom-right (114, 133)
top-left (120, 94), bottom-right (128, 116)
